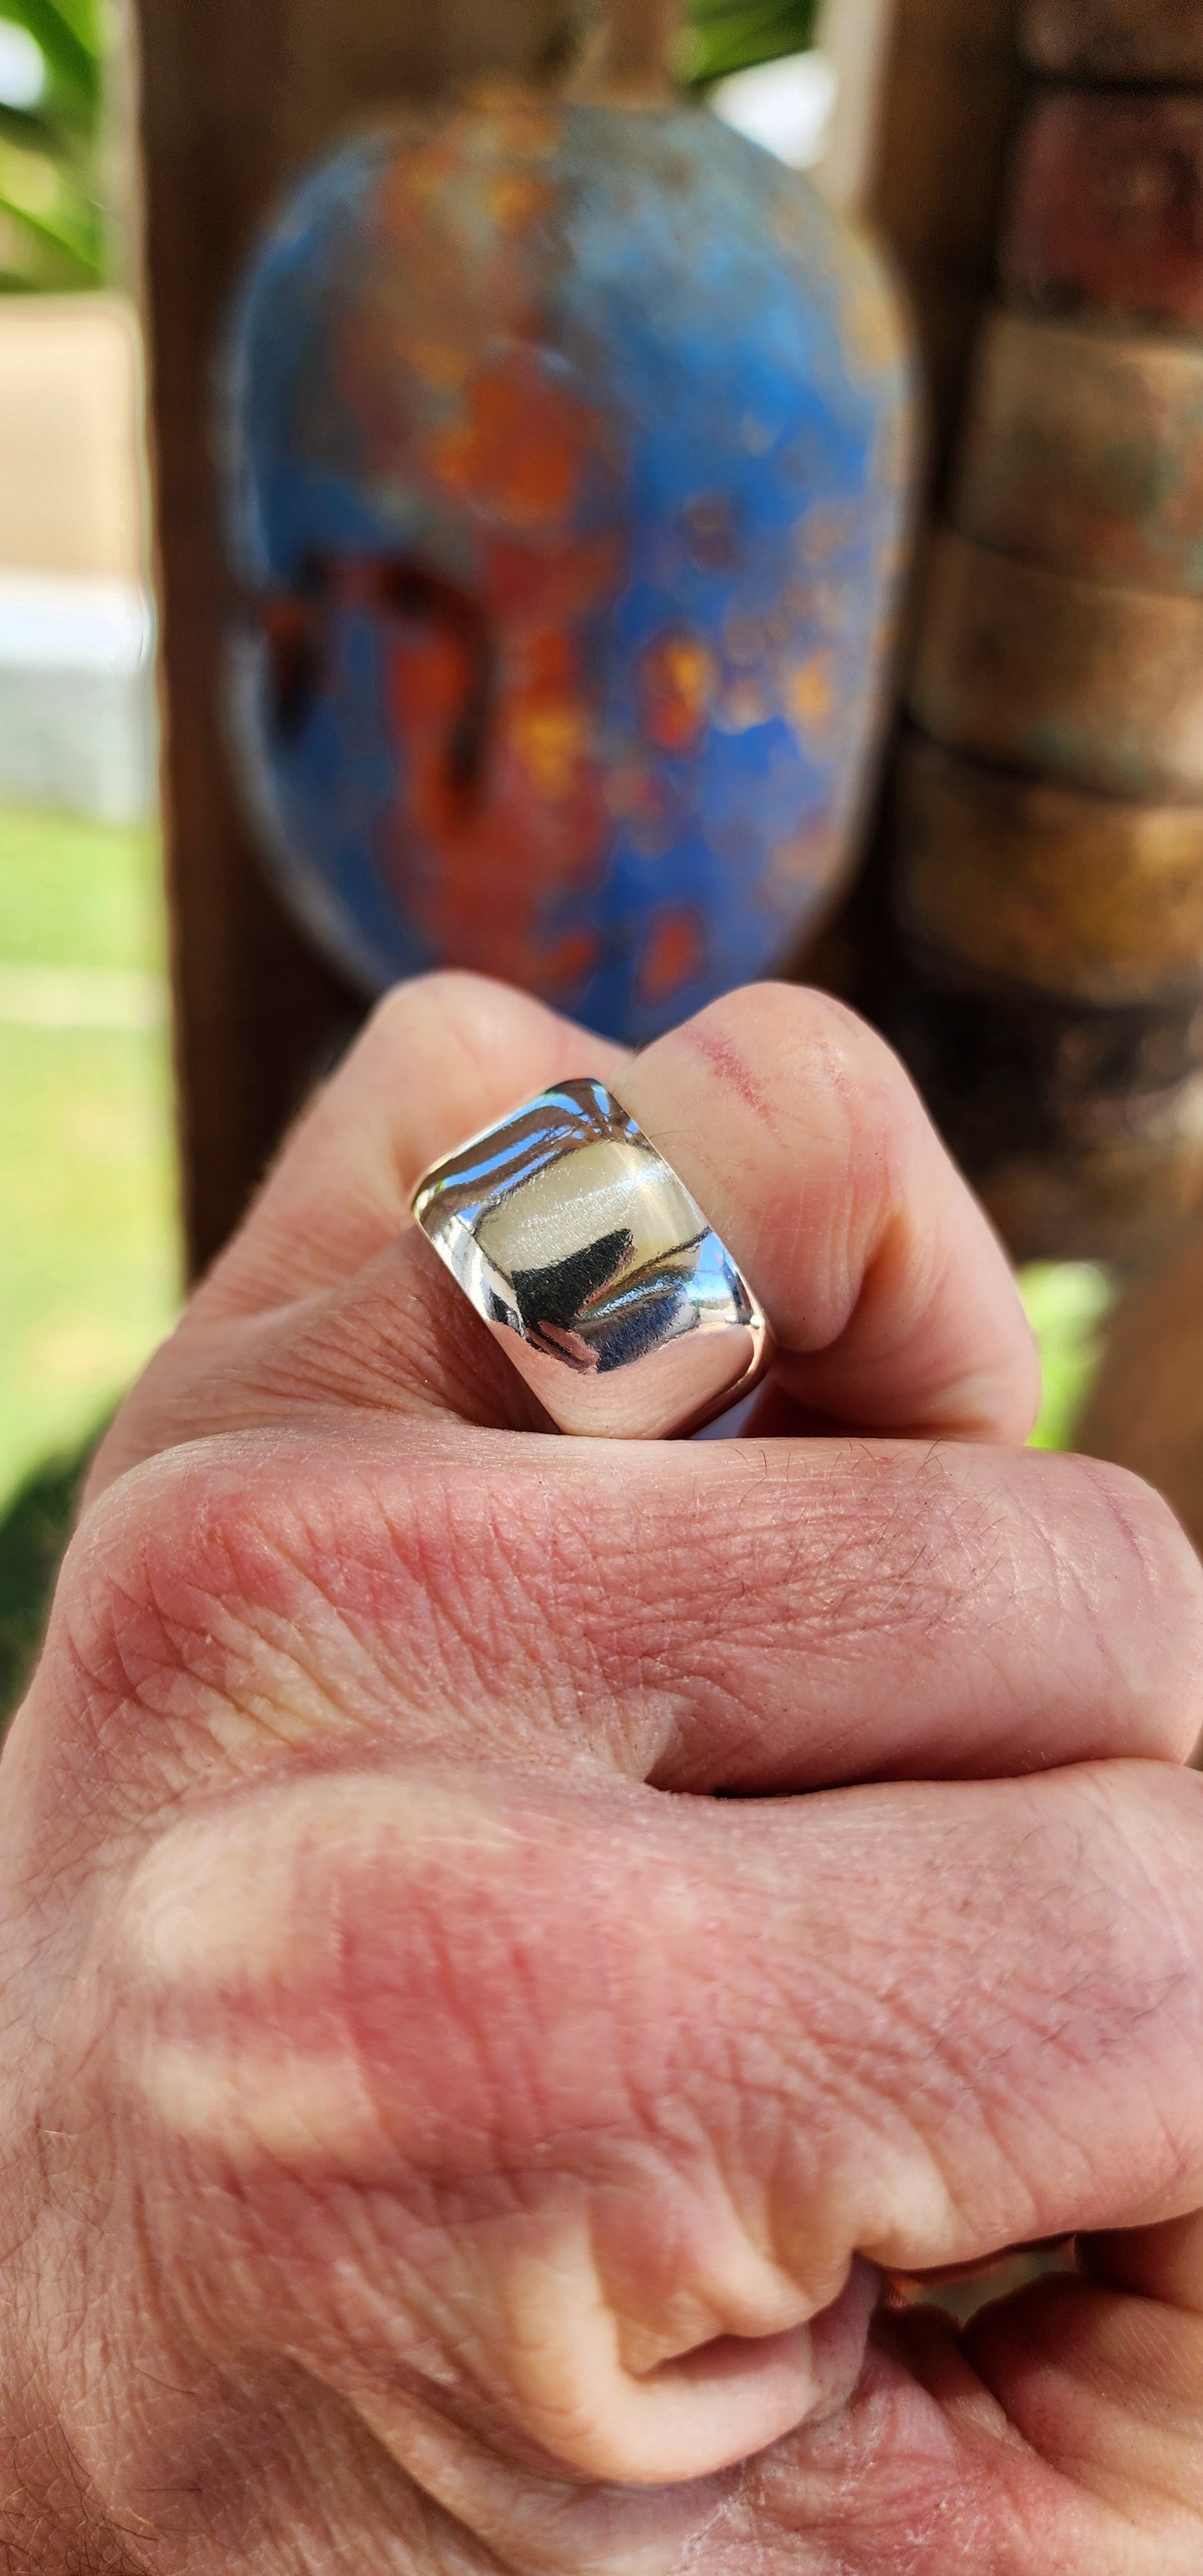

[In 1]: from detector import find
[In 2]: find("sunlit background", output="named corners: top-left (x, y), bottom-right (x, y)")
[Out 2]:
top-left (0, 0), bottom-right (176, 1706)
top-left (0, 0), bottom-right (1108, 1715)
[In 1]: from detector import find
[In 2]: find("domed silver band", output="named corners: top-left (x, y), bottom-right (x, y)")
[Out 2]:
top-left (411, 1077), bottom-right (772, 1440)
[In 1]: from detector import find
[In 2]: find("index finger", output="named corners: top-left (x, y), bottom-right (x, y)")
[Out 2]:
top-left (193, 972), bottom-right (632, 1321)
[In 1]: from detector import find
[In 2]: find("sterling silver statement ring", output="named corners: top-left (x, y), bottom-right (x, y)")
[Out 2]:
top-left (410, 1079), bottom-right (772, 1440)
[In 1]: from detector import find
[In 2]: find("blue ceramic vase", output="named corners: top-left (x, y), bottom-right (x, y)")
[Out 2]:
top-left (226, 89), bottom-right (914, 1043)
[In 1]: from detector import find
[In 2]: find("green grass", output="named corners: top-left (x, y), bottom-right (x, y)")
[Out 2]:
top-left (0, 804), bottom-right (180, 1523)
top-left (0, 1018), bottom-right (178, 1495)
top-left (0, 802), bottom-right (167, 970)
top-left (0, 801), bottom-right (180, 1710)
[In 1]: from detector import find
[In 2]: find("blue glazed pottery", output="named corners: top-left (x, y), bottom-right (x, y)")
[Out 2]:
top-left (226, 90), bottom-right (914, 1043)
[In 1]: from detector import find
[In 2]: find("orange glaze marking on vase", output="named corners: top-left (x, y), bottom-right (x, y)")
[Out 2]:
top-left (639, 633), bottom-right (718, 755)
top-left (637, 904), bottom-right (708, 1004)
top-left (373, 345), bottom-right (623, 996)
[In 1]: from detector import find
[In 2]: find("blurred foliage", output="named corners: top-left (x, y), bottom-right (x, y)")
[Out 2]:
top-left (0, 0), bottom-right (105, 290)
top-left (0, 0), bottom-right (823, 289)
top-left (0, 1426), bottom-right (97, 1720)
top-left (685, 0), bottom-right (823, 85)
top-left (1019, 1262), bottom-right (1116, 1453)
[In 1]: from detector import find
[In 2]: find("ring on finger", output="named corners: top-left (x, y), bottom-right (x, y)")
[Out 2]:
top-left (411, 1078), bottom-right (772, 1440)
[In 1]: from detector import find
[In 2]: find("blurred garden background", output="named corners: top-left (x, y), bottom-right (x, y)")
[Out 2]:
top-left (0, 0), bottom-right (1112, 1719)
top-left (0, 0), bottom-right (178, 1708)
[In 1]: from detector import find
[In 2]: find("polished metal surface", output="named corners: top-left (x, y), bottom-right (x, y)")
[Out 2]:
top-left (411, 1078), bottom-right (771, 1438)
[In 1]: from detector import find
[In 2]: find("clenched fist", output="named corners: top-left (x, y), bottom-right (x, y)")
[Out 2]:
top-left (5, 975), bottom-right (1203, 2573)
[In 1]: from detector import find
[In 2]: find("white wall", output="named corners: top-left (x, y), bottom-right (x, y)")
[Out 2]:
top-left (0, 294), bottom-right (146, 579)
top-left (0, 293), bottom-right (155, 818)
top-left (813, 0), bottom-right (897, 214)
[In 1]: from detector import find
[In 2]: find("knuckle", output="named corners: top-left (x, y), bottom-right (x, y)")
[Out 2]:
top-left (982, 1450), bottom-right (1203, 1765)
top-left (1072, 1457), bottom-right (1203, 1716)
top-left (1076, 1453), bottom-right (1203, 1594)
top-left (365, 967), bottom-right (552, 1083)
top-left (43, 1439), bottom-right (361, 1808)
top-left (40, 1429), bottom-right (642, 1824)
top-left (365, 967), bottom-right (480, 1051)
top-left (1109, 1759), bottom-right (1203, 1910)
top-left (113, 1772), bottom-right (853, 2489)
top-left (50, 1450), bottom-right (205, 1720)
top-left (116, 1769), bottom-right (581, 2176)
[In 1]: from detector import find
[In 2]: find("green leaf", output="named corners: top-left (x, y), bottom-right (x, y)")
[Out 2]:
top-left (0, 100), bottom-right (56, 151)
top-left (40, 0), bottom-right (101, 47)
top-left (0, 0), bottom-right (103, 290)
top-left (0, 186), bottom-right (102, 280)
top-left (0, 0), bottom-right (99, 117)
top-left (686, 0), bottom-right (821, 82)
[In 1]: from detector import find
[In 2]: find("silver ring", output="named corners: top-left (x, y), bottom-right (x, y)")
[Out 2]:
top-left (411, 1078), bottom-right (772, 1440)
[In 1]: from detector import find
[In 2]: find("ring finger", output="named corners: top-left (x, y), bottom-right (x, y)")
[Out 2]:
top-left (90, 973), bottom-right (1038, 1492)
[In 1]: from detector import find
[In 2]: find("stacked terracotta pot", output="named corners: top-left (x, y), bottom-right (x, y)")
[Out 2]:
top-left (890, 0), bottom-right (1203, 1264)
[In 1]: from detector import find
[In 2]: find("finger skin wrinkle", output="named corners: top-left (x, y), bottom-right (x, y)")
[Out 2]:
top-left (24, 1426), bottom-right (1203, 1887)
top-left (52, 1462), bottom-right (396, 1809)
top-left (965, 2274), bottom-right (1203, 2544)
top-left (876, 1774), bottom-right (1203, 2236)
top-left (115, 1764), bottom-right (1203, 2277)
top-left (243, 1248), bottom-right (545, 1435)
top-left (31, 1748), bottom-right (1203, 2568)
top-left (1076, 1458), bottom-right (1203, 1726)
top-left (746, 2323), bottom-right (1121, 2575)
top-left (53, 1436), bottom-right (665, 1823)
top-left (334, 2362), bottom-right (738, 2576)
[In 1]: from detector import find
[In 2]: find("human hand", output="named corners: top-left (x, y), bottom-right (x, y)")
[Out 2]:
top-left (6, 974), bottom-right (1203, 2573)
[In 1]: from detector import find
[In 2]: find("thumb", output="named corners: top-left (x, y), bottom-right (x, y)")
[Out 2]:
top-left (957, 2216), bottom-right (1203, 2537)
top-left (1083, 2211), bottom-right (1203, 2315)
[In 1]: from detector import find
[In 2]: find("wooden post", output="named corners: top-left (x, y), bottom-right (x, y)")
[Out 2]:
top-left (803, 0), bottom-right (1027, 1023)
top-left (574, 0), bottom-right (680, 98)
top-left (867, 0), bottom-right (1027, 499)
top-left (132, 0), bottom-right (554, 1277)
